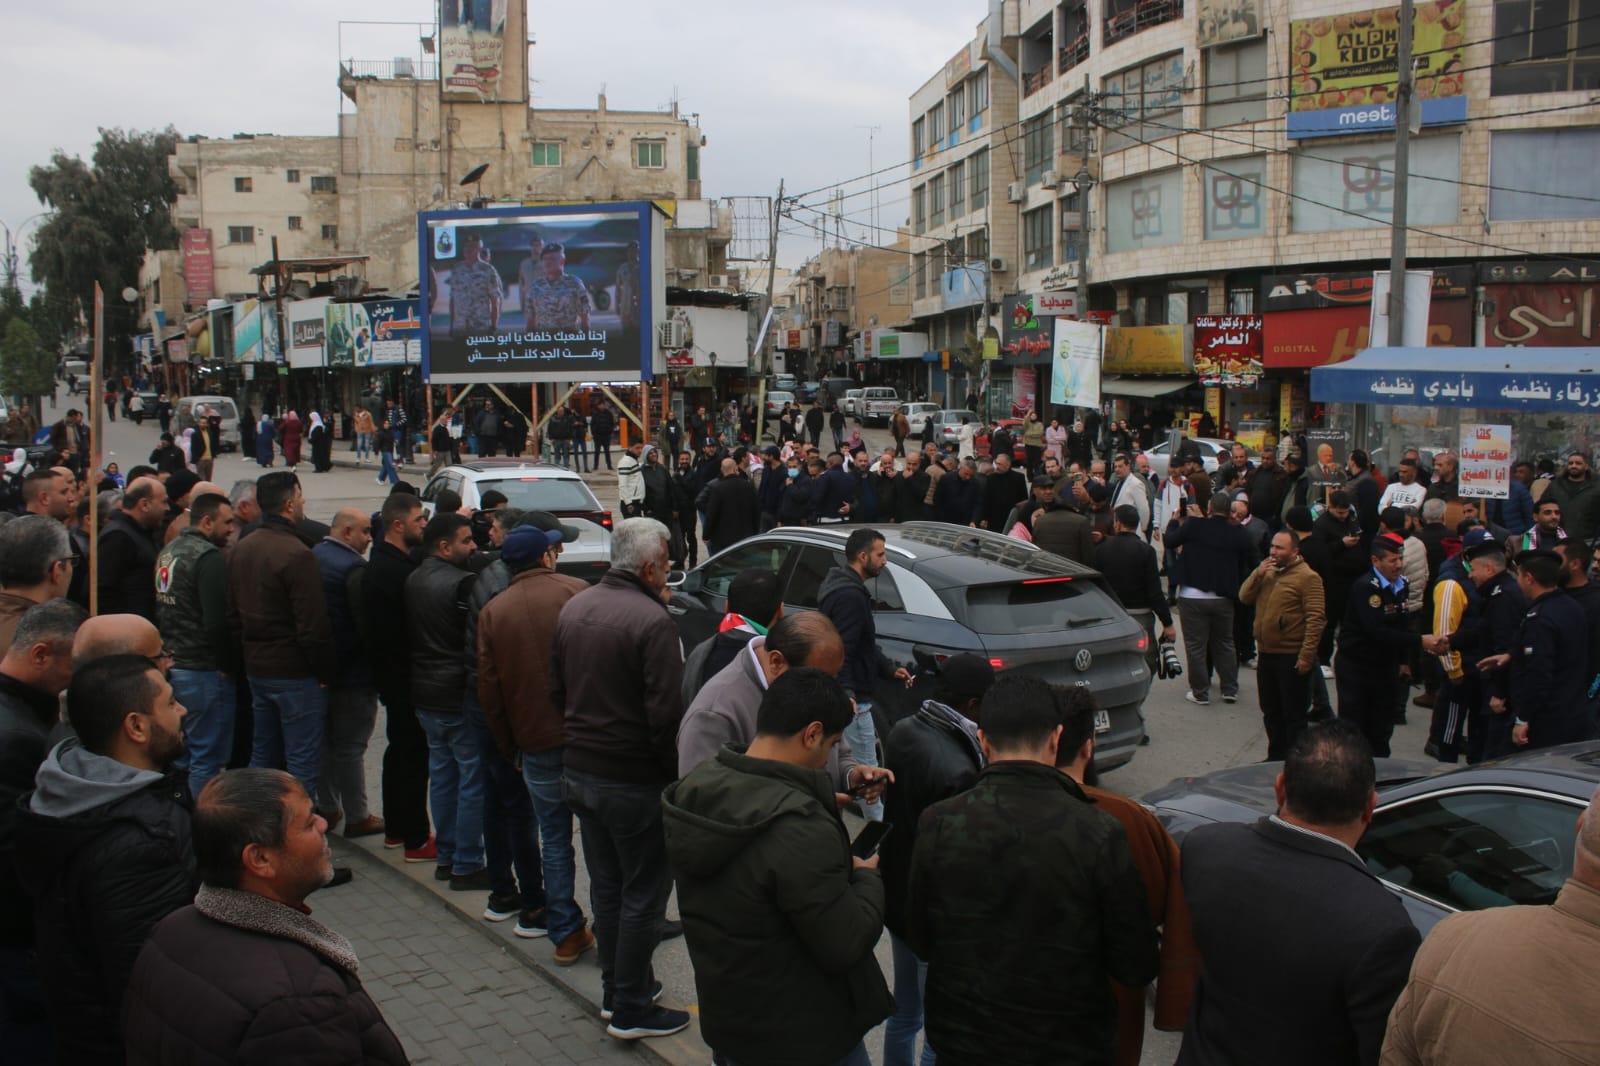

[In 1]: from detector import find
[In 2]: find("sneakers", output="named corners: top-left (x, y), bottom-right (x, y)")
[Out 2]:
top-left (402, 837), bottom-right (437, 863)
top-left (1320, 664), bottom-right (1335, 679)
top-left (658, 918), bottom-right (684, 941)
top-left (383, 836), bottom-right (405, 849)
top-left (1184, 691), bottom-right (1211, 706)
top-left (606, 1005), bottom-right (690, 1041)
top-left (553, 926), bottom-right (596, 965)
top-left (514, 907), bottom-right (548, 939)
top-left (449, 867), bottom-right (492, 892)
top-left (483, 892), bottom-right (521, 922)
top-left (434, 865), bottom-right (452, 882)
top-left (345, 815), bottom-right (385, 839)
top-left (1221, 693), bottom-right (1239, 704)
top-left (600, 980), bottom-right (664, 1021)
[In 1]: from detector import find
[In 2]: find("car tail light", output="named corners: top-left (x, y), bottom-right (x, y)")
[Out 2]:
top-left (1022, 576), bottom-right (1074, 585)
top-left (1136, 635), bottom-right (1149, 650)
top-left (600, 511), bottom-right (613, 530)
top-left (988, 657), bottom-right (1006, 670)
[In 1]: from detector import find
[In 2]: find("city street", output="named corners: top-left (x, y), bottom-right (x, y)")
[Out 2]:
top-left (77, 394), bottom-right (1440, 1064)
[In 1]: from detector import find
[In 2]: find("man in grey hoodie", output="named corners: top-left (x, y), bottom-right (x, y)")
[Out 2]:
top-left (14, 654), bottom-right (197, 1064)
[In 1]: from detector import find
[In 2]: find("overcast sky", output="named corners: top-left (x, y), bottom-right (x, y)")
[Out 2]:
top-left (3, 0), bottom-right (988, 291)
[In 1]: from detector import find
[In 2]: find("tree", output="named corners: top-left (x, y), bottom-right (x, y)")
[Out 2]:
top-left (1, 317), bottom-right (53, 403)
top-left (27, 126), bottom-right (180, 371)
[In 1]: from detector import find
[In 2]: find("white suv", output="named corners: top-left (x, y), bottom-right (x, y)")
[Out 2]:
top-left (422, 460), bottom-right (613, 582)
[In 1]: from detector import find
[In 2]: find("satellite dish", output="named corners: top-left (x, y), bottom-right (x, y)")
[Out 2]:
top-left (459, 164), bottom-right (490, 186)
top-left (120, 287), bottom-right (139, 303)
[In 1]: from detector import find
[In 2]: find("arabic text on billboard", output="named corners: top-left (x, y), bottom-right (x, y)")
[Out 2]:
top-left (183, 229), bottom-right (214, 306)
top-left (419, 202), bottom-right (659, 384)
top-left (365, 299), bottom-right (422, 366)
top-left (1288, 0), bottom-right (1466, 138)
top-left (1485, 284), bottom-right (1599, 347)
top-left (1193, 315), bottom-right (1263, 386)
top-left (441, 0), bottom-right (506, 98)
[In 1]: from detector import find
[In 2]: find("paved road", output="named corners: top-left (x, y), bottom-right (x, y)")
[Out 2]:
top-left (81, 398), bottom-right (1439, 1064)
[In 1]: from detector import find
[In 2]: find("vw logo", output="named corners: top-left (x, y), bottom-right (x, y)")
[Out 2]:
top-left (1074, 649), bottom-right (1093, 672)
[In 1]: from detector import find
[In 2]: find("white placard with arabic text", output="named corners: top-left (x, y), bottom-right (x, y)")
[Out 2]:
top-left (1459, 423), bottom-right (1512, 499)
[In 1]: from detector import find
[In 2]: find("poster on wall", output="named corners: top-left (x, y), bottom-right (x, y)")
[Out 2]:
top-left (1306, 428), bottom-right (1349, 493)
top-left (364, 299), bottom-right (422, 366)
top-left (1051, 319), bottom-right (1102, 408)
top-left (1011, 367), bottom-right (1038, 417)
top-left (1197, 0), bottom-right (1261, 48)
top-left (440, 0), bottom-right (507, 98)
top-left (324, 303), bottom-right (367, 368)
top-left (182, 229), bottom-right (214, 307)
top-left (1459, 423), bottom-right (1512, 499)
top-left (287, 297), bottom-right (329, 370)
top-left (232, 300), bottom-right (280, 364)
top-left (1193, 314), bottom-right (1263, 386)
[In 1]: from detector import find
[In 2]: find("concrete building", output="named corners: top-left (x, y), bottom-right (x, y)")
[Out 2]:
top-left (777, 245), bottom-right (914, 383)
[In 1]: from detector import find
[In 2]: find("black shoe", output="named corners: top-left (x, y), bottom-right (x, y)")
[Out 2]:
top-left (434, 864), bottom-right (452, 882)
top-left (513, 907), bottom-right (549, 939)
top-left (658, 918), bottom-right (684, 941)
top-left (449, 867), bottom-right (493, 892)
top-left (323, 867), bottom-right (354, 889)
top-left (601, 980), bottom-right (664, 1021)
top-left (606, 1005), bottom-right (690, 1040)
top-left (483, 891), bottom-right (521, 922)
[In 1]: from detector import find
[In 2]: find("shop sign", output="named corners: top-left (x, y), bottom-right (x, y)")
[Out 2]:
top-left (1012, 367), bottom-right (1038, 417)
top-left (1193, 314), bottom-right (1263, 386)
top-left (1051, 319), bottom-right (1103, 408)
top-left (1459, 424), bottom-right (1512, 499)
top-left (1261, 265), bottom-right (1471, 311)
top-left (1483, 283), bottom-right (1600, 347)
top-left (1034, 292), bottom-right (1079, 316)
top-left (1002, 295), bottom-right (1052, 361)
top-left (1102, 324), bottom-right (1189, 375)
top-left (1478, 261), bottom-right (1600, 285)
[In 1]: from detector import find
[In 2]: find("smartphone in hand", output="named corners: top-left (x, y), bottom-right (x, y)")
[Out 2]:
top-left (850, 821), bottom-right (894, 860)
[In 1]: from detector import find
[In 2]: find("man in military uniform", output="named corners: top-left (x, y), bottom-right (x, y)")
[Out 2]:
top-left (1476, 549), bottom-right (1591, 752)
top-left (515, 232), bottom-right (545, 328)
top-left (1459, 540), bottom-right (1528, 761)
top-left (1334, 534), bottom-right (1445, 757)
top-left (525, 243), bottom-right (592, 332)
top-left (448, 230), bottom-right (503, 337)
top-left (153, 492), bottom-right (237, 797)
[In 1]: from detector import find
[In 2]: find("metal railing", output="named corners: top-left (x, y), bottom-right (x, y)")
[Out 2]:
top-left (342, 59), bottom-right (439, 81)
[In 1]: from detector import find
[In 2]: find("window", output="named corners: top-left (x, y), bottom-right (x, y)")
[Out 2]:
top-left (287, 216), bottom-right (303, 231)
top-left (234, 177), bottom-right (252, 193)
top-left (1290, 136), bottom-right (1461, 233)
top-left (966, 226), bottom-right (988, 264)
top-left (950, 161), bottom-right (967, 218)
top-left (1358, 790), bottom-right (1583, 911)
top-left (929, 173), bottom-right (946, 229)
top-left (784, 547), bottom-right (840, 608)
top-left (321, 224), bottom-right (338, 241)
top-left (635, 140), bottom-right (665, 168)
top-left (1106, 169), bottom-right (1184, 254)
top-left (913, 185), bottom-right (927, 234)
top-left (1105, 0), bottom-right (1182, 44)
top-left (1493, 0), bottom-right (1600, 95)
top-left (949, 86), bottom-right (967, 133)
top-left (913, 117), bottom-right (926, 159)
top-left (699, 542), bottom-right (793, 600)
top-left (1489, 129), bottom-right (1600, 220)
top-left (1102, 53), bottom-right (1185, 153)
top-left (928, 102), bottom-right (945, 147)
top-left (969, 149), bottom-right (990, 210)
top-left (1060, 194), bottom-right (1082, 261)
top-left (286, 169), bottom-right (300, 183)
top-left (1204, 156), bottom-right (1268, 240)
top-left (968, 69), bottom-right (989, 117)
top-left (913, 252), bottom-right (928, 299)
top-left (1206, 38), bottom-right (1269, 127)
top-left (1024, 205), bottom-right (1054, 271)
top-left (531, 141), bottom-right (562, 167)
top-left (310, 175), bottom-right (337, 193)
top-left (687, 144), bottom-right (700, 181)
top-left (1023, 110), bottom-right (1055, 185)
top-left (226, 225), bottom-right (254, 244)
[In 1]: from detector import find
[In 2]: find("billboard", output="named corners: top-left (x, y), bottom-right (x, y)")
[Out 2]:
top-left (440, 0), bottom-right (506, 98)
top-left (365, 299), bottom-right (423, 366)
top-left (288, 297), bottom-right (328, 370)
top-left (232, 300), bottom-right (279, 364)
top-left (418, 202), bottom-right (664, 384)
top-left (1051, 319), bottom-right (1102, 408)
top-left (662, 306), bottom-right (750, 368)
top-left (324, 303), bottom-right (363, 368)
top-left (1197, 0), bottom-right (1261, 49)
top-left (1484, 283), bottom-right (1600, 347)
top-left (1102, 325), bottom-right (1190, 375)
top-left (1287, 0), bottom-right (1467, 139)
top-left (1193, 314), bottom-right (1263, 386)
top-left (1002, 295), bottom-right (1052, 362)
top-left (183, 229), bottom-right (214, 307)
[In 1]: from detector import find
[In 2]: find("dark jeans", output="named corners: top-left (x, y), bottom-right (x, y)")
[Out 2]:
top-left (380, 691), bottom-right (432, 848)
top-left (463, 693), bottom-right (543, 903)
top-left (1233, 599), bottom-right (1257, 662)
top-left (1179, 597), bottom-right (1238, 700)
top-left (1258, 653), bottom-right (1312, 760)
top-left (593, 437), bottom-right (613, 470)
top-left (563, 768), bottom-right (671, 1018)
top-left (1334, 653), bottom-right (1401, 757)
top-left (0, 945), bottom-right (50, 1064)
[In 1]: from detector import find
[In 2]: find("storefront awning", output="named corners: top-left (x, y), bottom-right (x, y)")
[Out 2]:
top-left (1101, 376), bottom-right (1194, 398)
top-left (1310, 346), bottom-right (1600, 412)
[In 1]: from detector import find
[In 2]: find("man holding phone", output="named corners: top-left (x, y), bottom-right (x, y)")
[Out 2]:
top-left (663, 668), bottom-right (892, 1066)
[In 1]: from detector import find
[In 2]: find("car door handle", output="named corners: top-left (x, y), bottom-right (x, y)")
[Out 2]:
top-left (666, 604), bottom-right (687, 616)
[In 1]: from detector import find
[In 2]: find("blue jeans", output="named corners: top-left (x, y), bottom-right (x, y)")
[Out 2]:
top-left (248, 676), bottom-right (327, 800)
top-left (378, 450), bottom-right (398, 484)
top-left (553, 440), bottom-right (571, 467)
top-left (416, 709), bottom-right (486, 874)
top-left (845, 701), bottom-right (883, 821)
top-left (522, 748), bottom-right (582, 942)
top-left (169, 667), bottom-right (232, 800)
top-left (463, 693), bottom-right (542, 903)
top-left (355, 431), bottom-right (371, 460)
top-left (884, 931), bottom-right (937, 1066)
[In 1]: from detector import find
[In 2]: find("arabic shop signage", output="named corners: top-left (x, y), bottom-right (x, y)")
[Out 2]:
top-left (1261, 265), bottom-right (1472, 311)
top-left (1263, 301), bottom-right (1473, 368)
top-left (1193, 314), bottom-right (1263, 386)
top-left (1478, 261), bottom-right (1600, 285)
top-left (1484, 283), bottom-right (1599, 347)
top-left (1102, 324), bottom-right (1190, 375)
top-left (1002, 295), bottom-right (1053, 364)
top-left (1314, 368), bottom-right (1600, 412)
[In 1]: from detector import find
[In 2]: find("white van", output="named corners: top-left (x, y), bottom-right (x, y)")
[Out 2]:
top-left (176, 395), bottom-right (242, 452)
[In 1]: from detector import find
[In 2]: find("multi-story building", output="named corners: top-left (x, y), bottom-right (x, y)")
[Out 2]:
top-left (775, 245), bottom-right (915, 384)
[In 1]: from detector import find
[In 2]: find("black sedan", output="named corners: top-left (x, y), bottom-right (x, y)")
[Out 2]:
top-left (666, 523), bottom-right (1154, 769)
top-left (1143, 743), bottom-right (1600, 934)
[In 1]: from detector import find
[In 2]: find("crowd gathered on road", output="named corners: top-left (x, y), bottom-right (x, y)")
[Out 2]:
top-left (1, 378), bottom-right (1599, 1066)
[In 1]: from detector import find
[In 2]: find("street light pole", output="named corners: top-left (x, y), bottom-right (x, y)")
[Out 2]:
top-left (1388, 0), bottom-right (1415, 345)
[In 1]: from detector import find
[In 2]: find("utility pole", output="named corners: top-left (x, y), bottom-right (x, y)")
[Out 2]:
top-left (754, 179), bottom-right (784, 446)
top-left (1076, 74), bottom-right (1092, 325)
top-left (1387, 0), bottom-right (1415, 346)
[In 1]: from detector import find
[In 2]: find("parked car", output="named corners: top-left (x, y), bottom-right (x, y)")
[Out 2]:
top-left (1143, 743), bottom-right (1600, 935)
top-left (421, 460), bottom-right (612, 582)
top-left (1141, 437), bottom-right (1249, 479)
top-left (794, 380), bottom-right (823, 404)
top-left (839, 389), bottom-right (865, 418)
top-left (977, 417), bottom-right (1028, 464)
top-left (764, 390), bottom-right (796, 419)
top-left (771, 373), bottom-right (798, 393)
top-left (859, 387), bottom-right (902, 427)
top-left (175, 395), bottom-right (241, 452)
top-left (819, 377), bottom-right (858, 405)
top-left (666, 523), bottom-right (1153, 769)
top-left (897, 402), bottom-right (940, 436)
top-left (929, 408), bottom-right (981, 447)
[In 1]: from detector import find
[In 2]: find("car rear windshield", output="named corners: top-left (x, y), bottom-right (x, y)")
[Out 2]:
top-left (478, 477), bottom-right (599, 513)
top-left (950, 578), bottom-right (1118, 635)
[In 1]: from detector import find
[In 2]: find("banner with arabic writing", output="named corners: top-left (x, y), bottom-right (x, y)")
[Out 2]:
top-left (1484, 284), bottom-right (1600, 347)
top-left (1459, 424), bottom-right (1511, 499)
top-left (1193, 314), bottom-right (1262, 386)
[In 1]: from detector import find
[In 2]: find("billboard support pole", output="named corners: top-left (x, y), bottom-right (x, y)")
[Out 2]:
top-left (754, 180), bottom-right (784, 446)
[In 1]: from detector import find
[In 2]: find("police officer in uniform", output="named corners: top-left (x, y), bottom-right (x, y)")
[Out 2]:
top-left (1460, 537), bottom-right (1528, 762)
top-left (1335, 534), bottom-right (1445, 756)
top-left (1477, 549), bottom-right (1591, 753)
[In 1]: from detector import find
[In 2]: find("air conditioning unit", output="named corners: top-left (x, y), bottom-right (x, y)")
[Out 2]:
top-left (990, 257), bottom-right (1007, 272)
top-left (1007, 182), bottom-right (1024, 203)
top-left (707, 274), bottom-right (730, 289)
top-left (1041, 169), bottom-right (1059, 189)
top-left (659, 319), bottom-right (687, 349)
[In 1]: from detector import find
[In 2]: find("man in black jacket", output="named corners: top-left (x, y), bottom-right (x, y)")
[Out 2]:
top-left (122, 769), bottom-right (406, 1065)
top-left (880, 654), bottom-right (993, 1066)
top-left (16, 654), bottom-right (197, 1064)
top-left (1166, 493), bottom-right (1255, 706)
top-left (1179, 721), bottom-right (1421, 1066)
top-left (679, 569), bottom-right (783, 706)
top-left (804, 402), bottom-right (826, 448)
top-left (590, 403), bottom-right (616, 470)
top-left (405, 513), bottom-right (484, 888)
top-left (894, 452), bottom-right (931, 523)
top-left (1478, 549), bottom-right (1593, 752)
top-left (702, 458), bottom-right (760, 555)
top-left (932, 459), bottom-right (981, 527)
top-left (908, 675), bottom-right (1158, 1065)
top-left (363, 492), bottom-right (433, 857)
top-left (1096, 504), bottom-right (1175, 674)
top-left (98, 476), bottom-right (168, 620)
top-left (980, 452), bottom-right (1028, 532)
top-left (1306, 490), bottom-right (1368, 671)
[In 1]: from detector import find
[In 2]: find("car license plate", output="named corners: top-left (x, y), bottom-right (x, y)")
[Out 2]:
top-left (1094, 709), bottom-right (1111, 734)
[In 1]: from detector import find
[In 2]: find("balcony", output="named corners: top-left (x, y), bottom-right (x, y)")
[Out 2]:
top-left (173, 194), bottom-right (201, 226)
top-left (1106, 0), bottom-right (1183, 45)
top-left (1023, 64), bottom-right (1056, 97)
top-left (1058, 34), bottom-right (1090, 74)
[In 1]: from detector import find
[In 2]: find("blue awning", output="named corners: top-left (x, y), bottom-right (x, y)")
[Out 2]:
top-left (1310, 347), bottom-right (1600, 412)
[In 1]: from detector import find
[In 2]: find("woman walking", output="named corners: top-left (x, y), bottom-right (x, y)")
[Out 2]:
top-left (254, 412), bottom-right (276, 468)
top-left (308, 411), bottom-right (332, 472)
top-left (376, 418), bottom-right (400, 485)
top-left (279, 409), bottom-right (304, 470)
